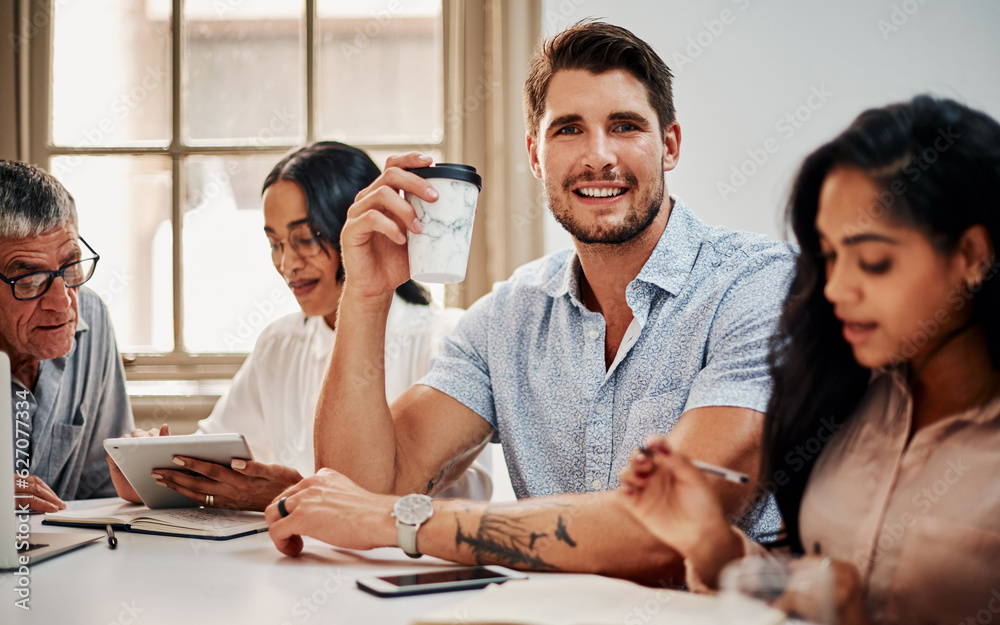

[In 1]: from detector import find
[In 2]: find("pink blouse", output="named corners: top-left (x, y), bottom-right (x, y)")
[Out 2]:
top-left (797, 369), bottom-right (1000, 624)
top-left (689, 370), bottom-right (1000, 624)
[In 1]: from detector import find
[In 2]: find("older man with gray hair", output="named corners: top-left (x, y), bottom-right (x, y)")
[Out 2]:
top-left (1, 160), bottom-right (133, 510)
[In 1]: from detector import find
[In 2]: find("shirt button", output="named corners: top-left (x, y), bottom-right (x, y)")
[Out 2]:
top-left (588, 330), bottom-right (600, 340)
top-left (591, 479), bottom-right (602, 490)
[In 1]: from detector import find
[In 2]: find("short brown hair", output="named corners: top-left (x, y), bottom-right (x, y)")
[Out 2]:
top-left (523, 20), bottom-right (675, 138)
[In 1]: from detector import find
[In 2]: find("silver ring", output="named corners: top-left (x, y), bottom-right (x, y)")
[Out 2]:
top-left (278, 497), bottom-right (289, 518)
top-left (205, 494), bottom-right (214, 507)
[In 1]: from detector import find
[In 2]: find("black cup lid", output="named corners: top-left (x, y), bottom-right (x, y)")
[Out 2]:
top-left (408, 163), bottom-right (482, 191)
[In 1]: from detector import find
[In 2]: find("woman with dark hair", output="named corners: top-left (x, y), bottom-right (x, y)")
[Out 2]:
top-left (618, 96), bottom-right (1000, 625)
top-left (259, 141), bottom-right (433, 310)
top-left (122, 142), bottom-right (491, 510)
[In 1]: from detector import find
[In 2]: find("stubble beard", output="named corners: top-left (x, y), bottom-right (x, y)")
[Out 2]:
top-left (547, 170), bottom-right (665, 247)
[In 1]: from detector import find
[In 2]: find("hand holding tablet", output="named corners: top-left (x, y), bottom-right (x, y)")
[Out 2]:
top-left (104, 434), bottom-right (254, 509)
top-left (154, 452), bottom-right (304, 512)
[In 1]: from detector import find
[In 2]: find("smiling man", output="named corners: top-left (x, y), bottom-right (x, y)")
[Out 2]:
top-left (0, 160), bottom-right (134, 510)
top-left (266, 21), bottom-right (796, 583)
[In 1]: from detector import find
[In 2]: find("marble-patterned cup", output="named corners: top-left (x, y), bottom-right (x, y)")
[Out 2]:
top-left (404, 163), bottom-right (483, 284)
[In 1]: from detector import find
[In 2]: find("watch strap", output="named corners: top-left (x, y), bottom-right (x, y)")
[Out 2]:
top-left (396, 520), bottom-right (422, 558)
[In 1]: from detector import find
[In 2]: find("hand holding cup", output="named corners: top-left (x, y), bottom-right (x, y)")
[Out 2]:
top-left (341, 153), bottom-right (440, 299)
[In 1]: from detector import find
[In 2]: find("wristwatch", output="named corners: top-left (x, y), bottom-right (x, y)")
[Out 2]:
top-left (392, 494), bottom-right (434, 558)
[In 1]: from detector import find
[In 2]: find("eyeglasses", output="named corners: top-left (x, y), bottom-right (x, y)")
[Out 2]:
top-left (0, 237), bottom-right (100, 301)
top-left (266, 223), bottom-right (325, 264)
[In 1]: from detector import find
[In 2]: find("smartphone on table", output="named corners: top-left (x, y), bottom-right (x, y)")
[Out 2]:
top-left (356, 565), bottom-right (528, 597)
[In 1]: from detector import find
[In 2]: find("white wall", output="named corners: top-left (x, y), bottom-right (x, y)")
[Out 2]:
top-left (539, 0), bottom-right (1000, 249)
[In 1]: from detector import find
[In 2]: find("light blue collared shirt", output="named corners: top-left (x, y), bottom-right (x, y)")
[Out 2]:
top-left (420, 197), bottom-right (796, 541)
top-left (10, 287), bottom-right (134, 500)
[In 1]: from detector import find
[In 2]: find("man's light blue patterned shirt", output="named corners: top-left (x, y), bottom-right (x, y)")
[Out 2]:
top-left (420, 198), bottom-right (796, 541)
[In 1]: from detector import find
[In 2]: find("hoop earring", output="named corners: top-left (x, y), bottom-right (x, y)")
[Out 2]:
top-left (967, 262), bottom-right (990, 291)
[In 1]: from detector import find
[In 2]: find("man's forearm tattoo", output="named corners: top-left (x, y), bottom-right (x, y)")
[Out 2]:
top-left (554, 515), bottom-right (577, 547)
top-left (454, 505), bottom-right (578, 571)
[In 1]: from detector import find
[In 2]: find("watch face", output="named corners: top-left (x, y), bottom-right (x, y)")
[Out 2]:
top-left (394, 494), bottom-right (434, 524)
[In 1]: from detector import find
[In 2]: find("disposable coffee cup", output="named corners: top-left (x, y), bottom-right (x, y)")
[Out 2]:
top-left (404, 163), bottom-right (483, 284)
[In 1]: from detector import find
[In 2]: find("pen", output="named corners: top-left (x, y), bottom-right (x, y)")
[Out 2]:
top-left (690, 459), bottom-right (750, 484)
top-left (638, 447), bottom-right (750, 484)
top-left (105, 524), bottom-right (118, 550)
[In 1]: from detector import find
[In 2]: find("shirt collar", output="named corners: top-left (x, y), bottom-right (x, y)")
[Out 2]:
top-left (872, 364), bottom-right (1000, 425)
top-left (539, 250), bottom-right (579, 300)
top-left (633, 196), bottom-right (706, 296)
top-left (76, 312), bottom-right (90, 336)
top-left (307, 313), bottom-right (336, 361)
top-left (539, 195), bottom-right (707, 302)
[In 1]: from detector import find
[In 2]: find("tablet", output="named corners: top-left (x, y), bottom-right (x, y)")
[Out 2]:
top-left (104, 434), bottom-right (254, 509)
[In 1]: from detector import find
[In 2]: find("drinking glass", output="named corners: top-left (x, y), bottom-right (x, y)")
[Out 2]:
top-left (719, 555), bottom-right (836, 625)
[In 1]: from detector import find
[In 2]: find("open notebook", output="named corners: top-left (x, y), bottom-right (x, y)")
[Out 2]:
top-left (43, 501), bottom-right (268, 540)
top-left (412, 575), bottom-right (786, 625)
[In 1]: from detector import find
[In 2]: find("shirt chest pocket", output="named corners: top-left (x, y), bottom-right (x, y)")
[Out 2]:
top-left (49, 421), bottom-right (85, 462)
top-left (884, 516), bottom-right (1000, 625)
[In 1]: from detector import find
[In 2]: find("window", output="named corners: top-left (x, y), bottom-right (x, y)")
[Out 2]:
top-left (12, 0), bottom-right (545, 384)
top-left (9, 0), bottom-right (540, 498)
top-left (29, 0), bottom-right (445, 375)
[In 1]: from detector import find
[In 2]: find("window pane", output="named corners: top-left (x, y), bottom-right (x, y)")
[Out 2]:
top-left (184, 1), bottom-right (305, 146)
top-left (52, 0), bottom-right (171, 147)
top-left (46, 2), bottom-right (448, 360)
top-left (52, 155), bottom-right (174, 352)
top-left (317, 0), bottom-right (443, 144)
top-left (182, 155), bottom-right (301, 352)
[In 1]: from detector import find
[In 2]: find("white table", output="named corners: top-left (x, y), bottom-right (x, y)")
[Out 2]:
top-left (2, 500), bottom-right (518, 625)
